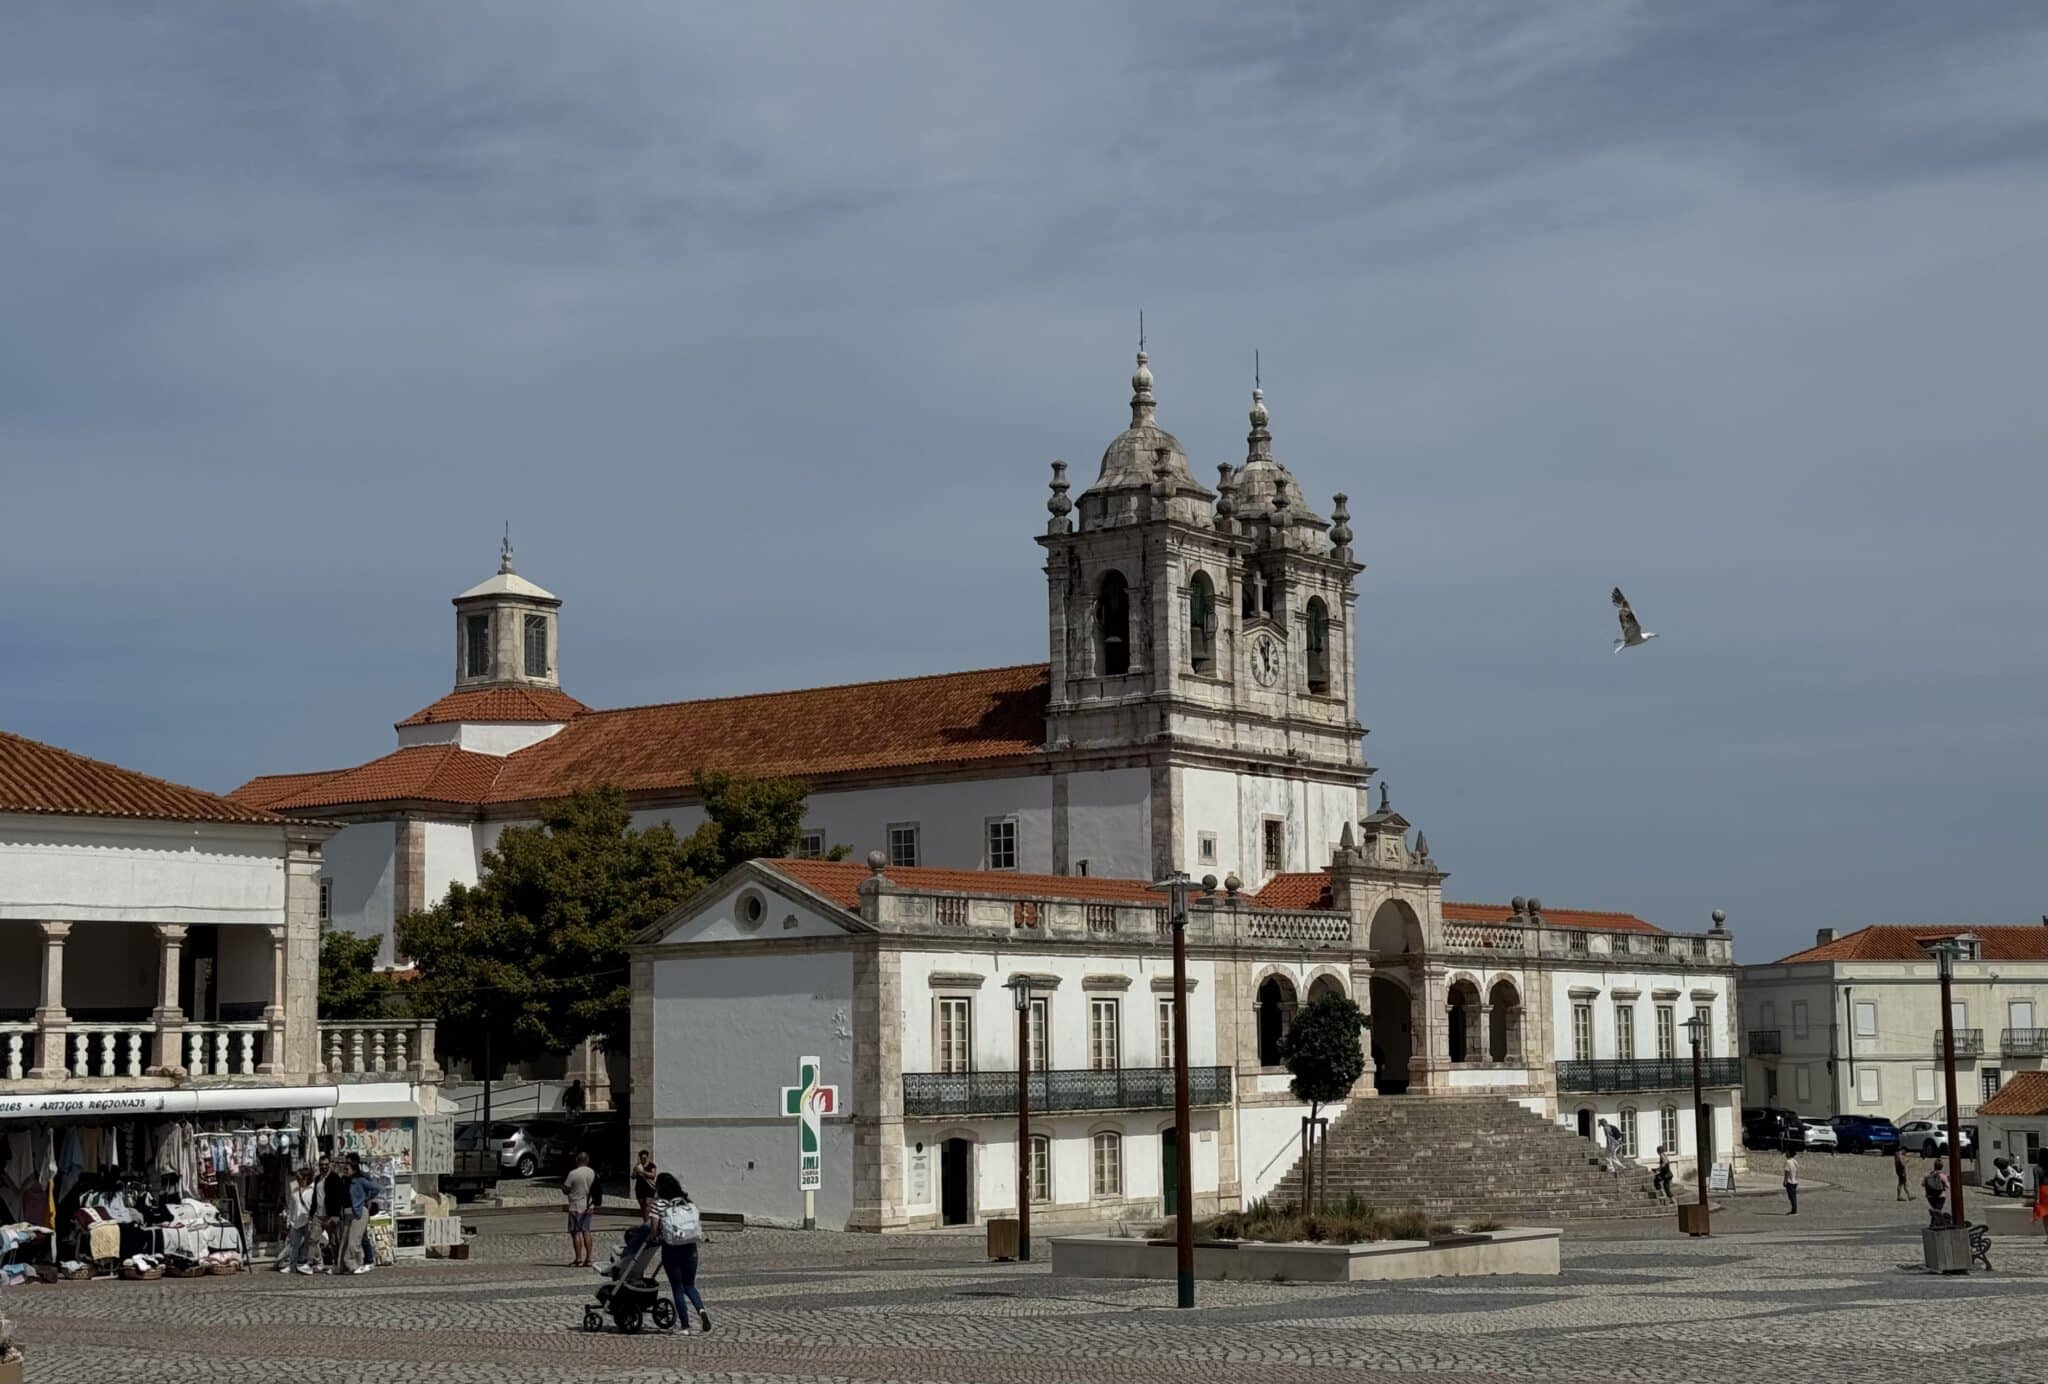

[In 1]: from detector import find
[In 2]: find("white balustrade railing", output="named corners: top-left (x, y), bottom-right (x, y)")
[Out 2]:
top-left (184, 1023), bottom-right (265, 1076)
top-left (319, 1021), bottom-right (433, 1078)
top-left (1240, 911), bottom-right (1353, 945)
top-left (68, 1023), bottom-right (156, 1079)
top-left (1442, 922), bottom-right (1529, 953)
top-left (1, 1023), bottom-right (33, 1081)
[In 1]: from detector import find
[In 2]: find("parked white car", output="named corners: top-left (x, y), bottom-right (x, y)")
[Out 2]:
top-left (1897, 1120), bottom-right (1977, 1157)
top-left (1799, 1121), bottom-right (1839, 1151)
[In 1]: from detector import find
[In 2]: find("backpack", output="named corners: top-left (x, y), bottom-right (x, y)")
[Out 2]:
top-left (1923, 1171), bottom-right (1945, 1201)
top-left (658, 1200), bottom-right (701, 1246)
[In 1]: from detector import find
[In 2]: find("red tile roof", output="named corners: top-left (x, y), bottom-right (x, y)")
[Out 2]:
top-left (1251, 874), bottom-right (1661, 933)
top-left (245, 745), bottom-right (509, 811)
top-left (231, 768), bottom-right (351, 812)
top-left (766, 859), bottom-right (1170, 911)
top-left (396, 685), bottom-right (590, 728)
top-left (1, 729), bottom-right (283, 826)
top-left (1979, 1071), bottom-right (2048, 1118)
top-left (1775, 925), bottom-right (2048, 966)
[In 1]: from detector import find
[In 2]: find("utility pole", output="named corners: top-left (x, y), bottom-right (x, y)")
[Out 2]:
top-left (1684, 1012), bottom-right (1710, 1235)
top-left (1151, 871), bottom-right (1197, 1310)
top-left (1935, 937), bottom-right (1970, 1230)
top-left (1009, 976), bottom-right (1033, 1263)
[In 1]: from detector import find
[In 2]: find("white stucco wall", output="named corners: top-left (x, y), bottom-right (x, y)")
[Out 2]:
top-left (393, 721), bottom-right (568, 755)
top-left (1177, 768), bottom-right (1356, 885)
top-left (421, 820), bottom-right (480, 902)
top-left (0, 814), bottom-right (285, 925)
top-left (1062, 768), bottom-right (1150, 879)
top-left (1546, 965), bottom-right (1734, 1063)
top-left (649, 948), bottom-right (857, 1228)
top-left (1238, 1098), bottom-right (1346, 1202)
top-left (319, 820), bottom-right (397, 964)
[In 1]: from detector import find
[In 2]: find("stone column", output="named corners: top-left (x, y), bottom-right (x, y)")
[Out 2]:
top-left (152, 923), bottom-right (188, 1071)
top-left (259, 924), bottom-right (288, 1074)
top-left (281, 825), bottom-right (335, 1078)
top-left (29, 921), bottom-right (72, 1079)
top-left (848, 942), bottom-right (907, 1231)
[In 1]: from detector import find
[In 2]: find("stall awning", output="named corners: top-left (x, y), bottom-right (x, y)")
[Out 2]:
top-left (0, 1084), bottom-right (340, 1122)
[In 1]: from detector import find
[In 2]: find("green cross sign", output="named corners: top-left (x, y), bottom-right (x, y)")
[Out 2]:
top-left (780, 1055), bottom-right (838, 1192)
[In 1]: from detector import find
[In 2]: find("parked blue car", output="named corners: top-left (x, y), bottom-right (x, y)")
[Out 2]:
top-left (1828, 1115), bottom-right (1901, 1153)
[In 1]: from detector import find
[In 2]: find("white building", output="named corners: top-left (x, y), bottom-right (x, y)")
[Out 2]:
top-left (628, 835), bottom-right (1740, 1232)
top-left (1740, 925), bottom-right (2048, 1137)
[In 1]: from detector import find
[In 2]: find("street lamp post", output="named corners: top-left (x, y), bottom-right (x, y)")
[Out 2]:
top-left (1683, 1011), bottom-right (1711, 1237)
top-left (1933, 936), bottom-right (1973, 1231)
top-left (1150, 871), bottom-right (1197, 1310)
top-left (1008, 975), bottom-right (1033, 1264)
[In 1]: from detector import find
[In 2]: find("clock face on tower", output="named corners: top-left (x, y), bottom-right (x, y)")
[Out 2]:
top-left (1250, 633), bottom-right (1282, 687)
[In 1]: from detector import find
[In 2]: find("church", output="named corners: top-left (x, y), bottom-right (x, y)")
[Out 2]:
top-left (233, 345), bottom-right (1741, 1227)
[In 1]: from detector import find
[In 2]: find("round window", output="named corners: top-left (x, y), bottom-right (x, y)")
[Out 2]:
top-left (737, 890), bottom-right (766, 929)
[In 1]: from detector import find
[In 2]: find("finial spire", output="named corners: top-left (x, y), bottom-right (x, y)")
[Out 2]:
top-left (1247, 358), bottom-right (1271, 461)
top-left (1129, 314), bottom-right (1157, 426)
top-left (1139, 309), bottom-right (1146, 354)
top-left (1255, 347), bottom-right (1261, 390)
top-left (499, 521), bottom-right (515, 574)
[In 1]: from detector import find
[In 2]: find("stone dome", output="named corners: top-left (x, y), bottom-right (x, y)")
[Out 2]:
top-left (1090, 347), bottom-right (1204, 494)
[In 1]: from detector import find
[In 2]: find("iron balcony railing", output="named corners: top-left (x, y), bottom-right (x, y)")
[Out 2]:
top-left (1747, 1029), bottom-right (1782, 1055)
top-left (2002, 1028), bottom-right (2048, 1058)
top-left (902, 1065), bottom-right (1233, 1118)
top-left (1933, 1029), bottom-right (1984, 1058)
top-left (1556, 1058), bottom-right (1742, 1093)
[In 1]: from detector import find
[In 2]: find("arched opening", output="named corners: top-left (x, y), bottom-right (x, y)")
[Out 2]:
top-left (1255, 974), bottom-right (1299, 1066)
top-left (1447, 978), bottom-right (1481, 1064)
top-left (1367, 974), bottom-right (1413, 1094)
top-left (1187, 572), bottom-right (1217, 674)
top-left (1305, 597), bottom-right (1330, 694)
top-left (1305, 973), bottom-right (1345, 1006)
top-left (1097, 570), bottom-right (1130, 675)
top-left (1576, 1107), bottom-right (1594, 1139)
top-left (1368, 899), bottom-right (1422, 956)
top-left (1487, 978), bottom-right (1522, 1063)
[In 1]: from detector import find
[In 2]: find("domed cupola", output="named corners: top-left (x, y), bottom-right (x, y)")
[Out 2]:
top-left (1227, 369), bottom-right (1324, 539)
top-left (1078, 324), bottom-right (1213, 529)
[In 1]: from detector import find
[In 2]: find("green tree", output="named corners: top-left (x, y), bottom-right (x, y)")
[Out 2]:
top-left (395, 776), bottom-right (809, 1075)
top-left (1278, 991), bottom-right (1367, 1212)
top-left (318, 928), bottom-right (399, 1020)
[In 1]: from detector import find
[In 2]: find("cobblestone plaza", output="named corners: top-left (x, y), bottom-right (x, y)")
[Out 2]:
top-left (7, 1173), bottom-right (2047, 1384)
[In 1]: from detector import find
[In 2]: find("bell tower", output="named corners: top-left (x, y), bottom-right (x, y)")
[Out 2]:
top-left (451, 529), bottom-right (562, 691)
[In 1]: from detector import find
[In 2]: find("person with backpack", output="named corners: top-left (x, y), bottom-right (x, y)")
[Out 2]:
top-left (650, 1172), bottom-right (710, 1334)
top-left (1924, 1164), bottom-right (1949, 1226)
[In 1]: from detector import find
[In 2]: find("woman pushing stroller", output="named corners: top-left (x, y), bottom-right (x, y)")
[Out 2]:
top-left (646, 1173), bottom-right (710, 1334)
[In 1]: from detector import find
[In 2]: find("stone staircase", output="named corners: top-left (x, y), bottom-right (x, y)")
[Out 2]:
top-left (1269, 1095), bottom-right (1673, 1223)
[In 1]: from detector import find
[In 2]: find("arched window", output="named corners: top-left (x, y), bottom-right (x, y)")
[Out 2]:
top-left (1256, 975), bottom-right (1299, 1066)
top-left (1028, 1134), bottom-right (1052, 1204)
top-left (1097, 571), bottom-right (1130, 676)
top-left (1305, 597), bottom-right (1330, 694)
top-left (1090, 1132), bottom-right (1122, 1199)
top-left (1187, 572), bottom-right (1216, 674)
top-left (1618, 1107), bottom-right (1639, 1159)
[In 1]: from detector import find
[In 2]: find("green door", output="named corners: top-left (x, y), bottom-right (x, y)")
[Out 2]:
top-left (1161, 1128), bottom-right (1178, 1216)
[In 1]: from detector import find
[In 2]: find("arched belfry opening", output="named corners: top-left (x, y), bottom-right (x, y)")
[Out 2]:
top-left (1096, 570), bottom-right (1130, 675)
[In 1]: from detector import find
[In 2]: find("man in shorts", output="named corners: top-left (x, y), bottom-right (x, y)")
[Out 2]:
top-left (562, 1151), bottom-right (597, 1267)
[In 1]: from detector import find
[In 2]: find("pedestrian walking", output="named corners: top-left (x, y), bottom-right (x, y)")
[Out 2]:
top-left (632, 1150), bottom-right (659, 1213)
top-left (314, 1155), bottom-right (349, 1272)
top-left (1598, 1120), bottom-right (1624, 1173)
top-left (1922, 1163), bottom-right (1948, 1226)
top-left (2029, 1152), bottom-right (2047, 1239)
top-left (563, 1150), bottom-right (598, 1268)
top-left (276, 1167), bottom-right (318, 1274)
top-left (1782, 1151), bottom-right (1799, 1215)
top-left (1652, 1146), bottom-right (1675, 1203)
top-left (1892, 1147), bottom-right (1909, 1201)
top-left (333, 1153), bottom-right (381, 1275)
top-left (651, 1173), bottom-right (710, 1335)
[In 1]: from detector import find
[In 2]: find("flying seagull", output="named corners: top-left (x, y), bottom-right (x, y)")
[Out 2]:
top-left (1611, 587), bottom-right (1657, 652)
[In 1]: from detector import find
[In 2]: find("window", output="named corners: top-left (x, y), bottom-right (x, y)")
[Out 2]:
top-left (1028, 1134), bottom-right (1052, 1204)
top-left (1262, 819), bottom-right (1284, 873)
top-left (1915, 1068), bottom-right (1937, 1104)
top-left (464, 614), bottom-right (491, 678)
top-left (1794, 1065), bottom-right (1811, 1102)
top-left (1090, 1132), bottom-right (1122, 1199)
top-left (936, 998), bottom-right (972, 1075)
top-left (522, 613), bottom-right (547, 678)
top-left (1089, 999), bottom-right (1121, 1071)
top-left (1859, 1067), bottom-right (1880, 1105)
top-left (1982, 1069), bottom-right (2002, 1102)
top-left (317, 878), bottom-right (332, 924)
top-left (1097, 570), bottom-right (1131, 675)
top-left (1791, 1001), bottom-right (1809, 1039)
top-left (1027, 998), bottom-right (1050, 1071)
top-left (2011, 1000), bottom-right (2036, 1032)
top-left (796, 829), bottom-right (826, 860)
top-left (1854, 1001), bottom-right (1877, 1039)
top-left (1764, 1068), bottom-right (1778, 1102)
top-left (1656, 1006), bottom-right (1676, 1060)
top-left (1197, 832), bottom-right (1217, 865)
top-left (1614, 1004), bottom-right (1635, 1061)
top-left (1692, 1006), bottom-right (1713, 1057)
top-left (1659, 1105), bottom-right (1678, 1154)
top-left (985, 817), bottom-right (1018, 871)
top-left (1304, 597), bottom-right (1330, 694)
top-left (1950, 1000), bottom-right (1968, 1030)
top-left (887, 822), bottom-right (920, 868)
top-left (1618, 1108), bottom-right (1638, 1158)
top-left (1760, 1000), bottom-right (1776, 1027)
top-left (1157, 998), bottom-right (1175, 1067)
top-left (1188, 572), bottom-right (1217, 673)
top-left (1572, 1004), bottom-right (1593, 1060)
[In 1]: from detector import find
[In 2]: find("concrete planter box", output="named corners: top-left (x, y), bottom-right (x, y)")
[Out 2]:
top-left (1050, 1228), bottom-right (1560, 1283)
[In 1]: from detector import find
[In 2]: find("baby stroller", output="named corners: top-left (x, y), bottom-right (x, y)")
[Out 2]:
top-left (582, 1229), bottom-right (674, 1334)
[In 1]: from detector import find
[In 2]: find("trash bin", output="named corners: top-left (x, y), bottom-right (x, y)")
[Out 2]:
top-left (1922, 1224), bottom-right (1970, 1274)
top-left (1677, 1203), bottom-right (1710, 1237)
top-left (987, 1217), bottom-right (1021, 1262)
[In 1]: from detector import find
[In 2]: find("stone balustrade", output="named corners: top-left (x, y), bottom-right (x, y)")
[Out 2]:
top-left (319, 1019), bottom-right (440, 1081)
top-left (183, 1022), bottom-right (267, 1077)
top-left (1, 1022), bottom-right (34, 1081)
top-left (69, 1023), bottom-right (157, 1079)
top-left (1238, 910), bottom-right (1352, 945)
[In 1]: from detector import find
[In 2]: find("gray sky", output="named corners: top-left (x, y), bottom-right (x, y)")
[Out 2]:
top-left (3, 2), bottom-right (2042, 962)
